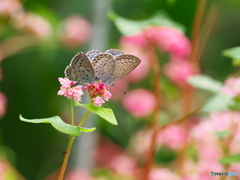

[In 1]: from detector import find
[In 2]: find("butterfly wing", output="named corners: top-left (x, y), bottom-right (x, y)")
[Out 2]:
top-left (86, 50), bottom-right (101, 61)
top-left (105, 49), bottom-right (124, 57)
top-left (91, 53), bottom-right (115, 85)
top-left (111, 54), bottom-right (141, 82)
top-left (64, 52), bottom-right (95, 83)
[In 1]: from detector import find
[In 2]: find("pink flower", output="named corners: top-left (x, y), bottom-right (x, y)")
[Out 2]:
top-left (57, 78), bottom-right (84, 102)
top-left (163, 59), bottom-right (194, 87)
top-left (60, 15), bottom-right (91, 47)
top-left (208, 111), bottom-right (240, 132)
top-left (221, 77), bottom-right (240, 97)
top-left (93, 97), bottom-right (105, 106)
top-left (120, 34), bottom-right (150, 83)
top-left (65, 168), bottom-right (93, 180)
top-left (0, 92), bottom-right (7, 118)
top-left (144, 26), bottom-right (191, 58)
top-left (122, 89), bottom-right (156, 117)
top-left (84, 82), bottom-right (112, 106)
top-left (149, 168), bottom-right (180, 180)
top-left (120, 33), bottom-right (148, 48)
top-left (108, 154), bottom-right (138, 176)
top-left (13, 12), bottom-right (52, 38)
top-left (156, 125), bottom-right (188, 150)
top-left (0, 0), bottom-right (22, 16)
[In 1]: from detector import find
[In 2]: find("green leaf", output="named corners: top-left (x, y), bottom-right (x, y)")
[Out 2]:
top-left (222, 46), bottom-right (240, 60)
top-left (20, 115), bottom-right (82, 136)
top-left (214, 131), bottom-right (229, 139)
top-left (219, 154), bottom-right (240, 164)
top-left (188, 75), bottom-right (222, 93)
top-left (80, 127), bottom-right (96, 132)
top-left (75, 102), bottom-right (118, 125)
top-left (201, 93), bottom-right (234, 112)
top-left (108, 10), bottom-right (185, 36)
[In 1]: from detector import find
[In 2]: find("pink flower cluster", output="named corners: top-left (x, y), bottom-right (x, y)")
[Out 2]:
top-left (84, 82), bottom-right (112, 106)
top-left (221, 77), bottom-right (240, 97)
top-left (119, 26), bottom-right (194, 88)
top-left (57, 78), bottom-right (111, 106)
top-left (57, 78), bottom-right (84, 102)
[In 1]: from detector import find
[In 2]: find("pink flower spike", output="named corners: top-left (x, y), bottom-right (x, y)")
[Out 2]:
top-left (93, 97), bottom-right (105, 107)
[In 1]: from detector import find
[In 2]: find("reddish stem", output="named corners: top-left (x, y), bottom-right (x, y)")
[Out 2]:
top-left (142, 44), bottom-right (161, 180)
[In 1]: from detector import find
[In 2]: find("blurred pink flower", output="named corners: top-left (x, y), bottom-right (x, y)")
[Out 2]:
top-left (163, 59), bottom-right (194, 87)
top-left (0, 92), bottom-right (6, 118)
top-left (84, 82), bottom-right (112, 106)
top-left (156, 125), bottom-right (187, 150)
top-left (120, 33), bottom-right (148, 48)
top-left (120, 34), bottom-right (150, 83)
top-left (221, 77), bottom-right (240, 97)
top-left (108, 154), bottom-right (138, 176)
top-left (60, 15), bottom-right (91, 47)
top-left (14, 12), bottom-right (52, 38)
top-left (0, 0), bottom-right (22, 16)
top-left (122, 89), bottom-right (156, 118)
top-left (144, 26), bottom-right (191, 58)
top-left (208, 111), bottom-right (240, 132)
top-left (57, 77), bottom-right (84, 102)
top-left (65, 168), bottom-right (93, 180)
top-left (130, 129), bottom-right (152, 156)
top-left (149, 168), bottom-right (180, 180)
top-left (94, 138), bottom-right (122, 166)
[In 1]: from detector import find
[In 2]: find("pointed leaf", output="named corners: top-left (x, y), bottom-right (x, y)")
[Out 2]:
top-left (108, 10), bottom-right (185, 35)
top-left (80, 127), bottom-right (96, 132)
top-left (219, 154), bottom-right (240, 164)
top-left (188, 75), bottom-right (222, 93)
top-left (20, 115), bottom-right (81, 136)
top-left (222, 46), bottom-right (240, 60)
top-left (75, 102), bottom-right (118, 125)
top-left (201, 93), bottom-right (234, 112)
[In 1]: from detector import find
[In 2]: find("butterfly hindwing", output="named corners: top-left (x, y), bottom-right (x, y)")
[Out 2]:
top-left (111, 54), bottom-right (141, 82)
top-left (64, 52), bottom-right (95, 83)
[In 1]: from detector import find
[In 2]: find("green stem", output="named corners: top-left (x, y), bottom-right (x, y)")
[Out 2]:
top-left (78, 110), bottom-right (91, 127)
top-left (78, 100), bottom-right (93, 127)
top-left (70, 98), bottom-right (74, 125)
top-left (58, 135), bottom-right (75, 180)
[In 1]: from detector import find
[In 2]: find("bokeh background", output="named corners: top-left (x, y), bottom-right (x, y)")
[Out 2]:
top-left (0, 0), bottom-right (240, 179)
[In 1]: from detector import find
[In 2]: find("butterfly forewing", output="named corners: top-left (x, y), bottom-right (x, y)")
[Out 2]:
top-left (111, 54), bottom-right (141, 82)
top-left (91, 53), bottom-right (116, 85)
top-left (64, 52), bottom-right (95, 83)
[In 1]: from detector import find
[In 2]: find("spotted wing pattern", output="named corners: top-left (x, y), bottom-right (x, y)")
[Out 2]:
top-left (91, 53), bottom-right (116, 85)
top-left (64, 52), bottom-right (95, 83)
top-left (86, 50), bottom-right (101, 61)
top-left (111, 54), bottom-right (141, 82)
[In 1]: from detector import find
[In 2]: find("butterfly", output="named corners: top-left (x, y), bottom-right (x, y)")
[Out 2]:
top-left (64, 49), bottom-right (141, 86)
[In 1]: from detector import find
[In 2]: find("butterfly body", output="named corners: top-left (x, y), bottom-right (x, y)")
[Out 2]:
top-left (65, 49), bottom-right (141, 86)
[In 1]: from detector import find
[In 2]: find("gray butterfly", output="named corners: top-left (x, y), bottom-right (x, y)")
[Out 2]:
top-left (64, 49), bottom-right (141, 86)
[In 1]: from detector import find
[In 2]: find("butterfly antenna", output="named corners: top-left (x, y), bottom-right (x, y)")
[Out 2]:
top-left (115, 84), bottom-right (127, 95)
